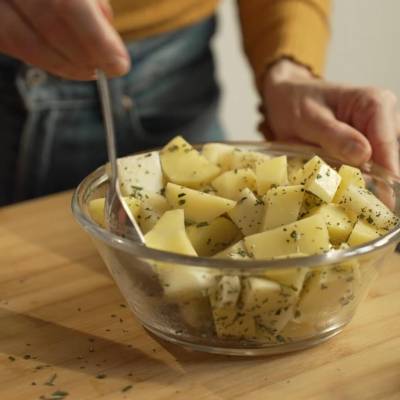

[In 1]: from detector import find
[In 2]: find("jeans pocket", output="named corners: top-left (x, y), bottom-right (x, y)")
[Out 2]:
top-left (17, 104), bottom-right (110, 199)
top-left (15, 67), bottom-right (109, 199)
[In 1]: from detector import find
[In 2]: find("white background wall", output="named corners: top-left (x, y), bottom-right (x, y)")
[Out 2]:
top-left (213, 0), bottom-right (400, 141)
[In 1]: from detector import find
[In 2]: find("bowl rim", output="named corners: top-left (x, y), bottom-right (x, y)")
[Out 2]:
top-left (71, 141), bottom-right (400, 270)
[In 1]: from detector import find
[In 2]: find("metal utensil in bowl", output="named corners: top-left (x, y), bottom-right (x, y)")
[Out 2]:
top-left (96, 70), bottom-right (145, 243)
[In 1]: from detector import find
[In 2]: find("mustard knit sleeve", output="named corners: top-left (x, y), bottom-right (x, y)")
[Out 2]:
top-left (238, 0), bottom-right (332, 86)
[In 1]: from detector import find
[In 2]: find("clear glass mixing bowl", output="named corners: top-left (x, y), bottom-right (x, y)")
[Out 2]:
top-left (72, 142), bottom-right (400, 356)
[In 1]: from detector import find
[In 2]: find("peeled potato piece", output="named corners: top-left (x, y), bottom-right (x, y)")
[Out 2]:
top-left (202, 142), bottom-right (235, 170)
top-left (228, 148), bottom-right (271, 170)
top-left (165, 182), bottom-right (236, 223)
top-left (213, 240), bottom-right (251, 260)
top-left (144, 209), bottom-right (196, 256)
top-left (186, 217), bottom-right (240, 257)
top-left (241, 277), bottom-right (299, 335)
top-left (88, 197), bottom-right (141, 228)
top-left (347, 219), bottom-right (381, 246)
top-left (227, 187), bottom-right (265, 236)
top-left (333, 165), bottom-right (365, 203)
top-left (211, 168), bottom-right (257, 200)
top-left (145, 209), bottom-right (217, 301)
top-left (245, 215), bottom-right (330, 260)
top-left (256, 156), bottom-right (288, 195)
top-left (309, 203), bottom-right (357, 244)
top-left (160, 136), bottom-right (220, 188)
top-left (118, 151), bottom-right (164, 196)
top-left (337, 184), bottom-right (399, 231)
top-left (302, 156), bottom-right (341, 203)
top-left (262, 185), bottom-right (305, 230)
top-left (209, 276), bottom-right (256, 339)
top-left (138, 193), bottom-right (170, 234)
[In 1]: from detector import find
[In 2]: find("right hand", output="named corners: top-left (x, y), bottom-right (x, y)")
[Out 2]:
top-left (0, 0), bottom-right (130, 80)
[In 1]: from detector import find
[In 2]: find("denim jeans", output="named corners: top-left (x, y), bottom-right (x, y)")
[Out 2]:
top-left (0, 16), bottom-right (223, 206)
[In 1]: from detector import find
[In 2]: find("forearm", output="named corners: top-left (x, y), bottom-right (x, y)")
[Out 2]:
top-left (237, 0), bottom-right (332, 89)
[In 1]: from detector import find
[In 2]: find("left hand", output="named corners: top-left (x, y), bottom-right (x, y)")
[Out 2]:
top-left (260, 59), bottom-right (400, 175)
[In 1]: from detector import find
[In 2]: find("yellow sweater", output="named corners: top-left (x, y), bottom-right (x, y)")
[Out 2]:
top-left (111, 0), bottom-right (331, 82)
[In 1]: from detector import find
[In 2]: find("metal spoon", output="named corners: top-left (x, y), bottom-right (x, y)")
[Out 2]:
top-left (96, 70), bottom-right (145, 243)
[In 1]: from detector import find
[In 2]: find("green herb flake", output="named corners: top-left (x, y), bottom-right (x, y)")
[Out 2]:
top-left (320, 283), bottom-right (328, 290)
top-left (178, 199), bottom-right (186, 206)
top-left (96, 373), bottom-right (107, 379)
top-left (237, 249), bottom-right (247, 257)
top-left (122, 385), bottom-right (133, 393)
top-left (45, 373), bottom-right (58, 386)
top-left (40, 391), bottom-right (69, 400)
top-left (290, 230), bottom-right (299, 240)
top-left (168, 145), bottom-right (179, 152)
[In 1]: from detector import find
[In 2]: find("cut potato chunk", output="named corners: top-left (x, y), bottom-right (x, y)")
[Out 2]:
top-left (299, 192), bottom-right (323, 218)
top-left (309, 204), bottom-right (357, 244)
top-left (256, 156), bottom-right (288, 195)
top-left (145, 210), bottom-right (218, 300)
top-left (294, 263), bottom-right (362, 325)
top-left (302, 156), bottom-right (341, 203)
top-left (245, 215), bottom-right (330, 260)
top-left (138, 193), bottom-right (170, 234)
top-left (241, 278), bottom-right (298, 335)
top-left (118, 151), bottom-right (164, 196)
top-left (265, 266), bottom-right (309, 292)
top-left (347, 219), bottom-right (381, 246)
top-left (209, 276), bottom-right (256, 339)
top-left (144, 209), bottom-right (196, 256)
top-left (165, 182), bottom-right (236, 223)
top-left (333, 165), bottom-right (365, 203)
top-left (186, 217), bottom-right (239, 257)
top-left (158, 265), bottom-right (217, 301)
top-left (202, 142), bottom-right (234, 170)
top-left (180, 297), bottom-right (213, 330)
top-left (211, 168), bottom-right (257, 200)
top-left (287, 157), bottom-right (305, 185)
top-left (337, 184), bottom-right (399, 231)
top-left (213, 240), bottom-right (251, 260)
top-left (229, 148), bottom-right (271, 170)
top-left (160, 136), bottom-right (220, 188)
top-left (227, 188), bottom-right (265, 235)
top-left (88, 197), bottom-right (141, 228)
top-left (262, 185), bottom-right (305, 230)
top-left (210, 276), bottom-right (241, 308)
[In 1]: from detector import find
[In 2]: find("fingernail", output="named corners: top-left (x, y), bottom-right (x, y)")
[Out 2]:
top-left (341, 141), bottom-right (369, 164)
top-left (104, 56), bottom-right (130, 76)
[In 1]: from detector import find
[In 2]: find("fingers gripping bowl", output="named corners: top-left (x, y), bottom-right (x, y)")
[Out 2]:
top-left (72, 138), bottom-right (400, 356)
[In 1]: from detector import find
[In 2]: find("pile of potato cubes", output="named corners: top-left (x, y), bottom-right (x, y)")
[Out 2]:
top-left (88, 136), bottom-right (399, 341)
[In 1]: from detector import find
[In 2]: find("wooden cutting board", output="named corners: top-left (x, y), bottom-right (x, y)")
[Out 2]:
top-left (0, 192), bottom-right (399, 400)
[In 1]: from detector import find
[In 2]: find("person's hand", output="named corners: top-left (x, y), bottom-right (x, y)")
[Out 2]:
top-left (0, 0), bottom-right (130, 80)
top-left (260, 59), bottom-right (400, 175)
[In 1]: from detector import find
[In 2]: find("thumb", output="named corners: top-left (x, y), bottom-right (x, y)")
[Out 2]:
top-left (296, 101), bottom-right (372, 166)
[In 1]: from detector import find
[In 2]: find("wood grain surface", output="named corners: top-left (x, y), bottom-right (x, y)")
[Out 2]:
top-left (0, 192), bottom-right (399, 400)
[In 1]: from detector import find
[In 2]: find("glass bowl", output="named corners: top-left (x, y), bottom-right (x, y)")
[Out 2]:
top-left (71, 142), bottom-right (400, 356)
